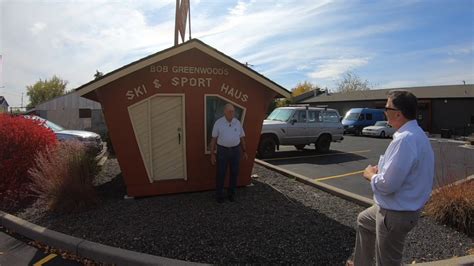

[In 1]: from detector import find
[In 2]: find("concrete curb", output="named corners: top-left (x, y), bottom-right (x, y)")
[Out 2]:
top-left (254, 159), bottom-right (474, 266)
top-left (254, 159), bottom-right (374, 207)
top-left (0, 210), bottom-right (203, 266)
top-left (410, 255), bottom-right (474, 266)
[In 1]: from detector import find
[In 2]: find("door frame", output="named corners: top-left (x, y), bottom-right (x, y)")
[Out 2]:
top-left (203, 94), bottom-right (247, 154)
top-left (128, 93), bottom-right (187, 183)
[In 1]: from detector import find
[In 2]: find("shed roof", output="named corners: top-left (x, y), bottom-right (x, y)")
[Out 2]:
top-left (300, 84), bottom-right (474, 103)
top-left (0, 96), bottom-right (9, 106)
top-left (76, 39), bottom-right (291, 99)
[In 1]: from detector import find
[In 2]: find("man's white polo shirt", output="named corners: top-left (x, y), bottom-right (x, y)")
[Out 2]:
top-left (212, 117), bottom-right (245, 147)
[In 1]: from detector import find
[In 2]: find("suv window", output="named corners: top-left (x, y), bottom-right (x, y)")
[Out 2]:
top-left (322, 111), bottom-right (340, 123)
top-left (308, 110), bottom-right (321, 123)
top-left (267, 108), bottom-right (293, 122)
top-left (296, 110), bottom-right (307, 122)
top-left (358, 114), bottom-right (365, 121)
top-left (366, 113), bottom-right (373, 120)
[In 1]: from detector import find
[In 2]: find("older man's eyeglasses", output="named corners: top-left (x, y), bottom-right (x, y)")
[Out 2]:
top-left (384, 107), bottom-right (400, 112)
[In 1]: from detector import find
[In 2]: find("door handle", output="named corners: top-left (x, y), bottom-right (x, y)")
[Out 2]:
top-left (178, 133), bottom-right (181, 144)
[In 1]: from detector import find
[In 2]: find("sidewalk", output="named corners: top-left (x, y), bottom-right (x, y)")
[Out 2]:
top-left (0, 229), bottom-right (80, 266)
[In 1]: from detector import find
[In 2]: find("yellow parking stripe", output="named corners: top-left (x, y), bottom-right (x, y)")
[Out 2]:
top-left (264, 149), bottom-right (371, 161)
top-left (314, 170), bottom-right (365, 181)
top-left (33, 254), bottom-right (57, 266)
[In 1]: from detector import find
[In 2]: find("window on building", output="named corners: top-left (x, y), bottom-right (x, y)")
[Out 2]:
top-left (79, 108), bottom-right (92, 118)
top-left (205, 95), bottom-right (245, 153)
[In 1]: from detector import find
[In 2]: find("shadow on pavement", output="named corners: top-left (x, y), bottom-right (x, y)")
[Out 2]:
top-left (263, 148), bottom-right (368, 166)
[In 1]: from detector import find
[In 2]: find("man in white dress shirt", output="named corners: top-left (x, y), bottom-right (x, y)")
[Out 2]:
top-left (210, 103), bottom-right (248, 203)
top-left (351, 90), bottom-right (434, 266)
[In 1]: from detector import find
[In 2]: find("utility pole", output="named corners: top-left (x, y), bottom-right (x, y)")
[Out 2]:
top-left (21, 93), bottom-right (23, 108)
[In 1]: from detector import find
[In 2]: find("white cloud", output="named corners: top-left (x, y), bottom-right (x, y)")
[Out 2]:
top-left (30, 22), bottom-right (47, 35)
top-left (228, 0), bottom-right (251, 16)
top-left (308, 57), bottom-right (370, 79)
top-left (2, 1), bottom-right (176, 107)
top-left (1, 0), bottom-right (473, 108)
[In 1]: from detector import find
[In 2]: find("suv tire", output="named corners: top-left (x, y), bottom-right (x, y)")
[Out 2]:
top-left (316, 134), bottom-right (331, 153)
top-left (258, 136), bottom-right (276, 158)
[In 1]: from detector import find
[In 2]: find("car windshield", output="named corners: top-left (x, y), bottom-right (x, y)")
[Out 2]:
top-left (374, 121), bottom-right (387, 126)
top-left (267, 109), bottom-right (294, 122)
top-left (344, 112), bottom-right (360, 121)
top-left (25, 115), bottom-right (64, 132)
top-left (44, 120), bottom-right (65, 132)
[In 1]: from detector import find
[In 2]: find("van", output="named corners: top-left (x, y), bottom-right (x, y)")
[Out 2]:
top-left (342, 108), bottom-right (385, 135)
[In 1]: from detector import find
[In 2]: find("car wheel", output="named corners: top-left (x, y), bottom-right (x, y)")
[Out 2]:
top-left (316, 134), bottom-right (331, 153)
top-left (258, 136), bottom-right (276, 158)
top-left (294, 144), bottom-right (305, 150)
top-left (380, 131), bottom-right (386, 138)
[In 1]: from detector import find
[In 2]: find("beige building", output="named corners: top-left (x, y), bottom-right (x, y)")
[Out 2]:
top-left (31, 91), bottom-right (106, 134)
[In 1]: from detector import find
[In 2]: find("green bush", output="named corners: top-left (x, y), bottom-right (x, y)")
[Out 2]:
top-left (29, 141), bottom-right (101, 213)
top-left (425, 179), bottom-right (473, 236)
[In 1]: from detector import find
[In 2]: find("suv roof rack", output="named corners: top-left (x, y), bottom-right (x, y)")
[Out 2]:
top-left (288, 104), bottom-right (310, 109)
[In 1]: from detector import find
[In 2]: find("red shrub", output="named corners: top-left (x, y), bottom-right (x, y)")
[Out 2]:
top-left (0, 114), bottom-right (57, 211)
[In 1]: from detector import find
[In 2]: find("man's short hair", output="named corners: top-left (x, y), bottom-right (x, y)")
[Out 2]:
top-left (387, 90), bottom-right (417, 120)
top-left (224, 103), bottom-right (235, 111)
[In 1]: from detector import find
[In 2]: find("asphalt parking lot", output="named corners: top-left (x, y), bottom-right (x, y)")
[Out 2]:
top-left (262, 134), bottom-right (474, 200)
top-left (262, 135), bottom-right (392, 200)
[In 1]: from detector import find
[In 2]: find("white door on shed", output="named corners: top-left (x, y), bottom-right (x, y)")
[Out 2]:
top-left (128, 95), bottom-right (186, 182)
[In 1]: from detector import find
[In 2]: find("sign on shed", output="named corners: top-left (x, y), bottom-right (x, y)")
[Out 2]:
top-left (76, 39), bottom-right (290, 197)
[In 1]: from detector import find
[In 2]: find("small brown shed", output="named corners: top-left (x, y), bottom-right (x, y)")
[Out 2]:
top-left (76, 39), bottom-right (290, 197)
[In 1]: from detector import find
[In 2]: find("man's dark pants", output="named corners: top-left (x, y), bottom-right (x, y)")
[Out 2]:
top-left (216, 144), bottom-right (241, 200)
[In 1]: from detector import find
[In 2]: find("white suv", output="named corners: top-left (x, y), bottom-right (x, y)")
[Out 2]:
top-left (258, 106), bottom-right (344, 158)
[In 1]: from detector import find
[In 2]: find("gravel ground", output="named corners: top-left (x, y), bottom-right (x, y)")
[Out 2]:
top-left (16, 158), bottom-right (473, 264)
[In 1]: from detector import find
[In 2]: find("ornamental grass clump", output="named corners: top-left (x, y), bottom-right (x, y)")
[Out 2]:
top-left (425, 179), bottom-right (473, 237)
top-left (29, 141), bottom-right (101, 213)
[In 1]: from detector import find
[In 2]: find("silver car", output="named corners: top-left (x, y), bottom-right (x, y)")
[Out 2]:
top-left (24, 115), bottom-right (107, 158)
top-left (362, 121), bottom-right (396, 138)
top-left (259, 106), bottom-right (344, 157)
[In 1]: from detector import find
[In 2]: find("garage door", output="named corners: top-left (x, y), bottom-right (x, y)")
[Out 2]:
top-left (128, 95), bottom-right (186, 182)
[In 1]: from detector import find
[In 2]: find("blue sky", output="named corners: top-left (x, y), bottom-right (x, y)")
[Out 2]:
top-left (1, 0), bottom-right (473, 108)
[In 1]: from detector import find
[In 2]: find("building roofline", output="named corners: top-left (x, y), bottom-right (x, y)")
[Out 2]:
top-left (300, 84), bottom-right (474, 103)
top-left (76, 39), bottom-right (291, 99)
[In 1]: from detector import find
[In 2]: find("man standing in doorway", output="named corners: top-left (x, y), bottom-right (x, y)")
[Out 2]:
top-left (210, 103), bottom-right (248, 203)
top-left (351, 90), bottom-right (434, 265)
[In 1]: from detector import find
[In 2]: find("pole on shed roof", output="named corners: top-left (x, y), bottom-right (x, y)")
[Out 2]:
top-left (174, 0), bottom-right (179, 46)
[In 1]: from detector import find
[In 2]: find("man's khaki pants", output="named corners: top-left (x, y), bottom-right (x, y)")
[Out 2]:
top-left (354, 205), bottom-right (420, 266)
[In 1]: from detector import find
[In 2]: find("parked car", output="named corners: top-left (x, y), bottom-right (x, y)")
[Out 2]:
top-left (342, 108), bottom-right (386, 136)
top-left (362, 121), bottom-right (396, 138)
top-left (259, 106), bottom-right (344, 158)
top-left (24, 115), bottom-right (107, 158)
